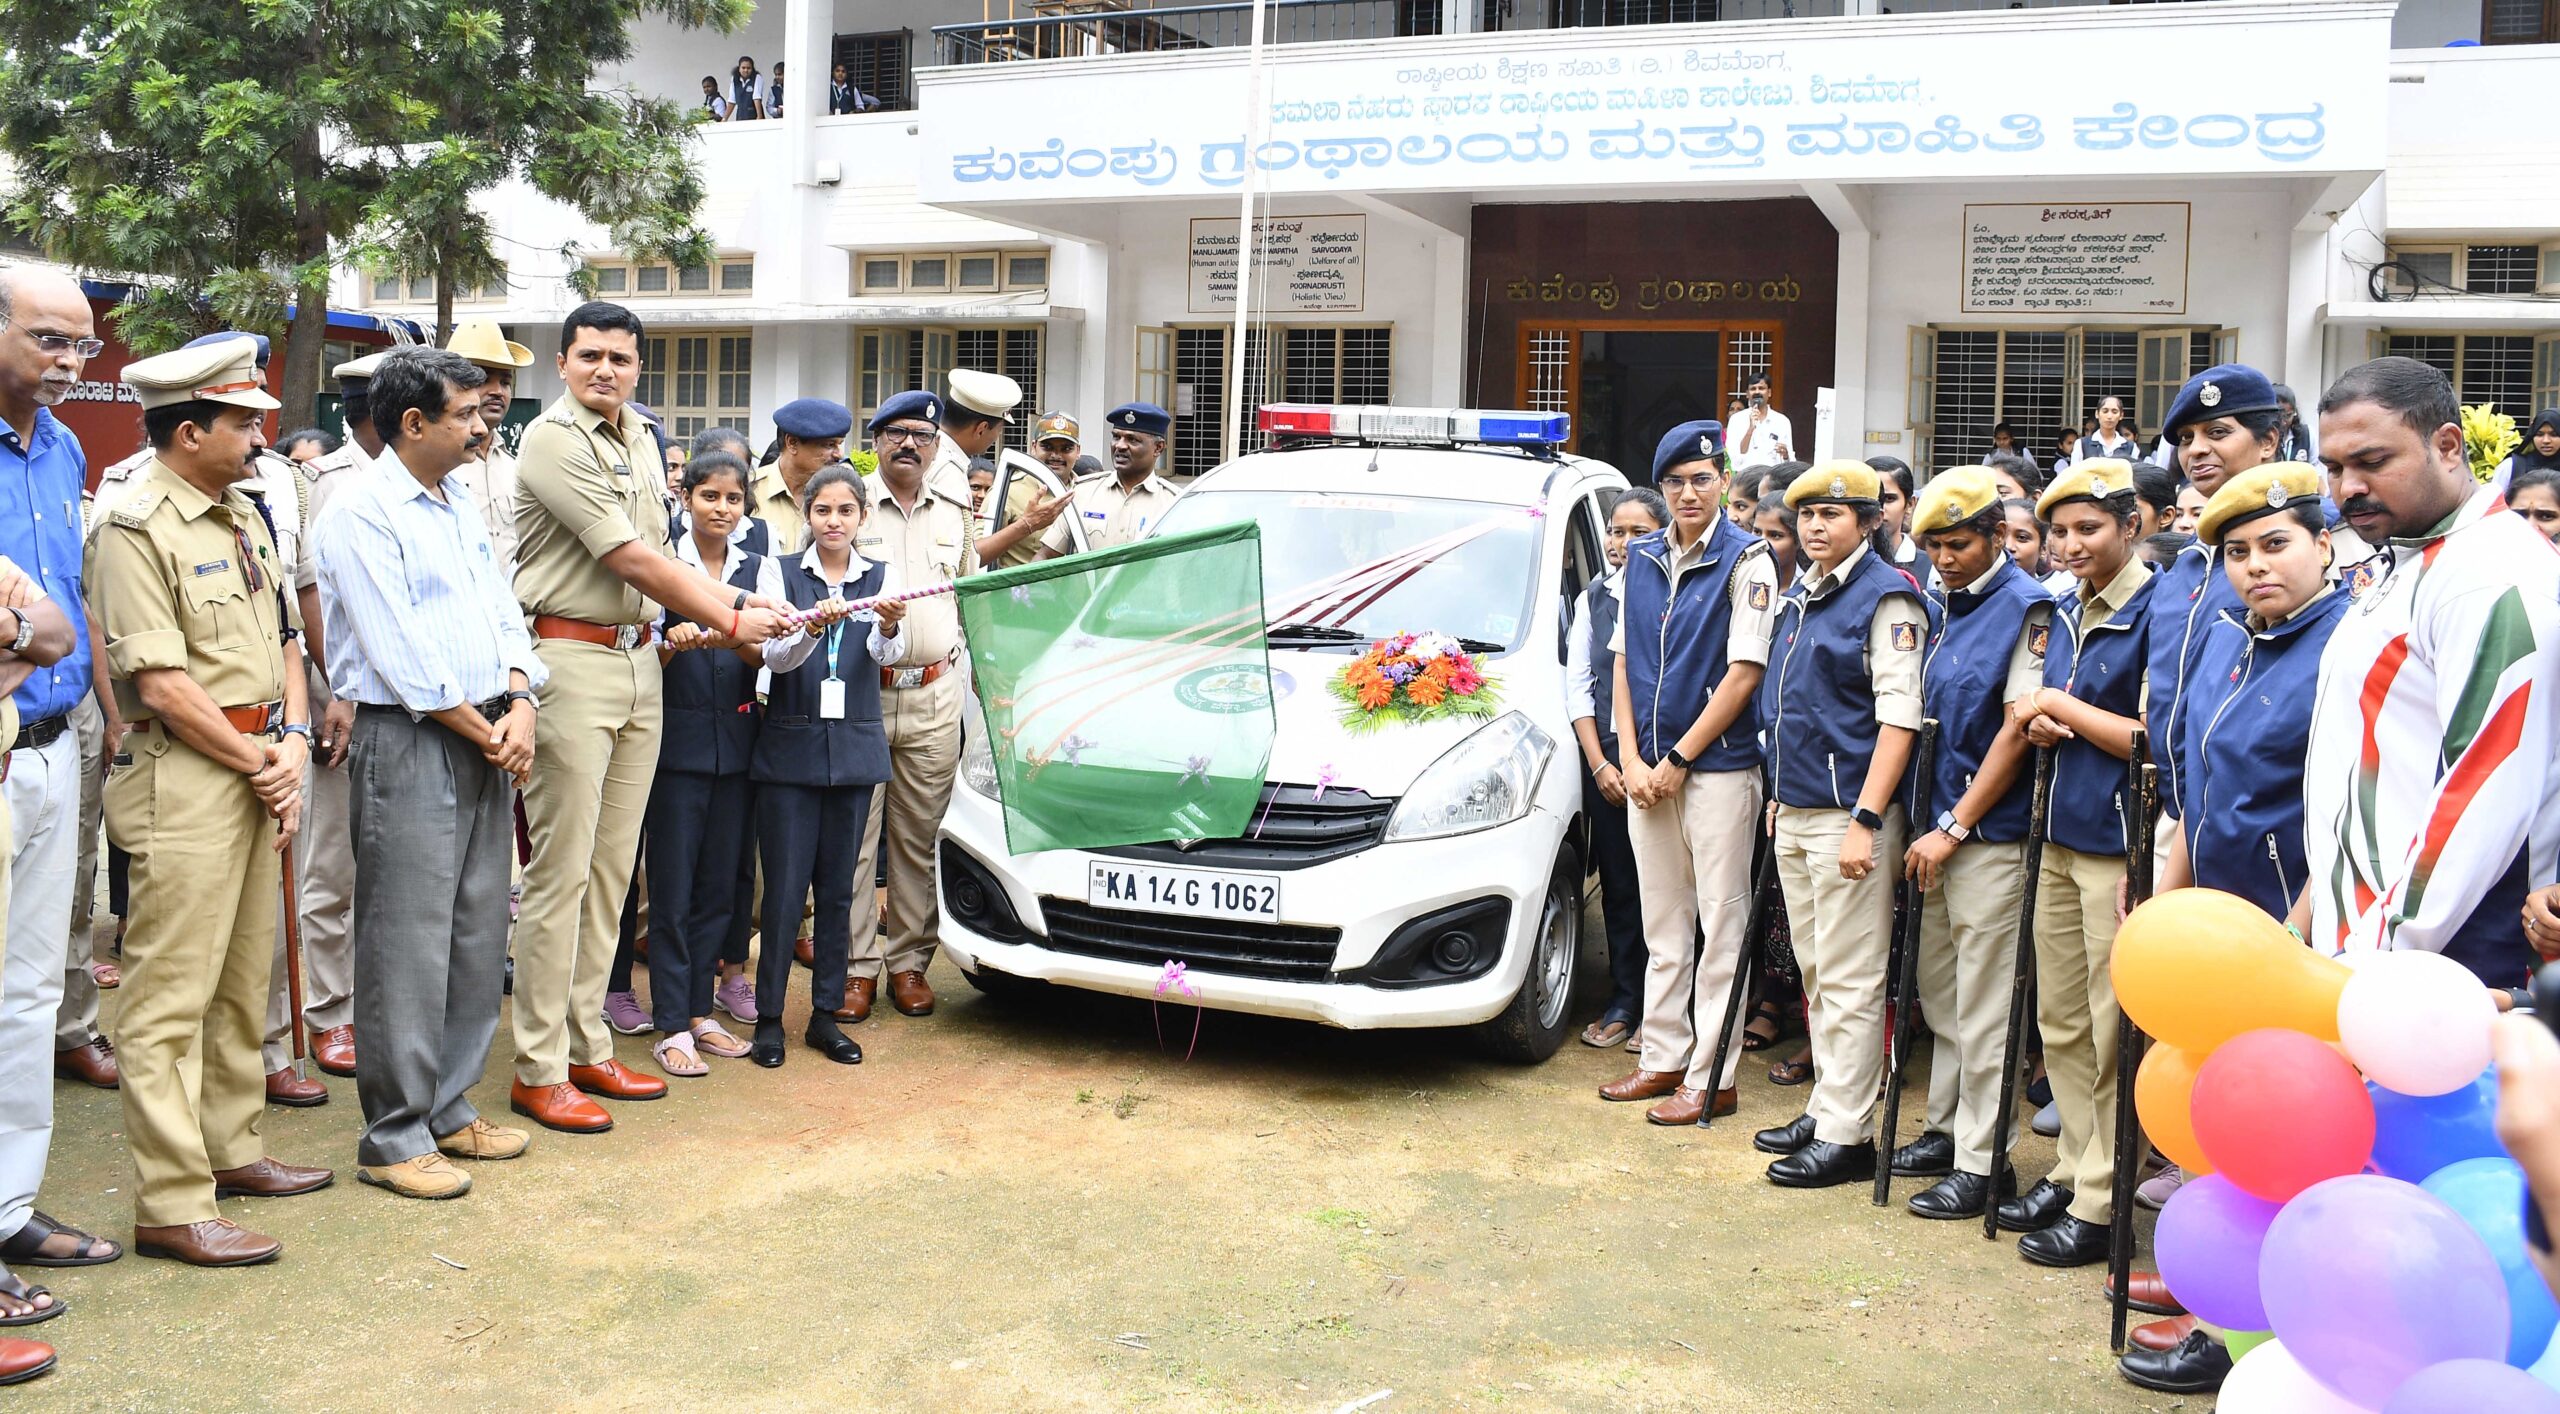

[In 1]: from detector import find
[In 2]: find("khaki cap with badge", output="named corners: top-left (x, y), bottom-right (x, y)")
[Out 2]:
top-left (1913, 467), bottom-right (2002, 534)
top-left (1033, 412), bottom-right (1078, 446)
top-left (331, 350), bottom-right (389, 385)
top-left (126, 337), bottom-right (282, 412)
top-left (446, 321), bottom-right (534, 370)
top-left (947, 369), bottom-right (1022, 422)
top-left (2197, 463), bottom-right (2324, 546)
top-left (2036, 458), bottom-right (2138, 520)
top-left (1784, 459), bottom-right (1880, 509)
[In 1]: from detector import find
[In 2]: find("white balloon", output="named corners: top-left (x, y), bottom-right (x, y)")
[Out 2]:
top-left (2337, 950), bottom-right (2498, 1097)
top-left (2219, 1339), bottom-right (2381, 1412)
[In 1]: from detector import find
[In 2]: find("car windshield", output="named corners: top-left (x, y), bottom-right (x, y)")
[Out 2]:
top-left (1147, 490), bottom-right (1541, 653)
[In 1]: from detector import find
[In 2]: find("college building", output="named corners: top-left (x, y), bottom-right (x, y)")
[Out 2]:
top-left (334, 0), bottom-right (2558, 477)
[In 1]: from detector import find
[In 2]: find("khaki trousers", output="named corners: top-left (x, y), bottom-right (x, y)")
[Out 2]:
top-left (1627, 766), bottom-right (1762, 1089)
top-left (849, 673), bottom-right (961, 980)
top-left (1916, 840), bottom-right (2028, 1175)
top-left (514, 641), bottom-right (661, 1086)
top-left (1775, 803), bottom-right (1902, 1146)
top-left (2034, 843), bottom-right (2128, 1225)
top-left (265, 660), bottom-right (354, 1070)
top-left (105, 723), bottom-right (277, 1227)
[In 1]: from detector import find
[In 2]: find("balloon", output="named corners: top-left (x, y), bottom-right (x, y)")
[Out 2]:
top-left (2532, 1326), bottom-right (2560, 1391)
top-left (2112, 888), bottom-right (2349, 1049)
top-left (2155, 1174), bottom-right (2282, 1328)
top-left (2371, 1071), bottom-right (2507, 1182)
top-left (2226, 1328), bottom-right (2274, 1361)
top-left (2382, 1358), bottom-right (2560, 1413)
top-left (2261, 1175), bottom-right (2511, 1408)
top-left (2339, 951), bottom-right (2498, 1096)
top-left (2192, 1029), bottom-right (2376, 1201)
top-left (2420, 1157), bottom-right (2560, 1365)
top-left (2135, 1040), bottom-right (2217, 1175)
top-left (2218, 1338), bottom-right (2382, 1413)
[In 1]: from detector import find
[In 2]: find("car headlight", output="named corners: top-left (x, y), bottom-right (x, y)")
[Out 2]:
top-left (1383, 711), bottom-right (1554, 844)
top-left (961, 723), bottom-right (1000, 799)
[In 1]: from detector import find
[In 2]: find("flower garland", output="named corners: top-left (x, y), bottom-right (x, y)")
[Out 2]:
top-left (1328, 631), bottom-right (1500, 732)
top-left (2460, 403), bottom-right (2521, 485)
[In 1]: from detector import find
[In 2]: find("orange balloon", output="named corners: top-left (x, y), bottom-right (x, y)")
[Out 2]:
top-left (2134, 1040), bottom-right (2216, 1175)
top-left (2109, 889), bottom-right (2349, 1051)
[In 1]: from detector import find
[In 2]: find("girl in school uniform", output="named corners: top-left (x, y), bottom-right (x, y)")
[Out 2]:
top-left (751, 465), bottom-right (906, 1068)
top-left (1567, 486), bottom-right (1668, 1051)
top-left (1999, 461), bottom-right (2156, 1268)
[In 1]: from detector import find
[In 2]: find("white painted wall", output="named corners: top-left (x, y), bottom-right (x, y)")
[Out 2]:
top-left (2385, 45), bottom-right (2560, 234)
top-left (2390, 0), bottom-right (2478, 47)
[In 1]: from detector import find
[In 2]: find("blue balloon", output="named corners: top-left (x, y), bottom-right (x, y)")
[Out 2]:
top-left (2533, 1326), bottom-right (2560, 1391)
top-left (2372, 1071), bottom-right (2506, 1182)
top-left (2421, 1157), bottom-right (2560, 1365)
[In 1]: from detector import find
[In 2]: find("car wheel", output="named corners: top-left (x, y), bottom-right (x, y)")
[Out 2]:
top-left (1471, 853), bottom-right (1578, 1064)
top-left (960, 964), bottom-right (1049, 1004)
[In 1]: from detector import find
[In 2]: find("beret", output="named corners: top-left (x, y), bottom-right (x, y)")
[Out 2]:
top-left (866, 390), bottom-right (943, 433)
top-left (1784, 459), bottom-right (1881, 509)
top-left (774, 397), bottom-right (853, 440)
top-left (2197, 462), bottom-right (2323, 546)
top-left (1651, 419), bottom-right (1725, 483)
top-left (2036, 458), bottom-right (2139, 519)
top-left (1913, 467), bottom-right (2001, 534)
top-left (2164, 363), bottom-right (2281, 439)
top-left (1106, 402), bottom-right (1172, 438)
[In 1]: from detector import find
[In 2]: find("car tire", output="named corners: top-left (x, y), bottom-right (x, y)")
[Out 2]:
top-left (1471, 853), bottom-right (1579, 1064)
top-left (960, 964), bottom-right (1049, 1004)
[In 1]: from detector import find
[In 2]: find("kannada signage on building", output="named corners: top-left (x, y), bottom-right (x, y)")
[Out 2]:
top-left (1188, 214), bottom-right (1367, 313)
top-left (1960, 202), bottom-right (2191, 315)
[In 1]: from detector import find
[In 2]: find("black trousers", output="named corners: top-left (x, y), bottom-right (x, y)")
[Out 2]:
top-left (642, 770), bottom-right (754, 1034)
top-left (1584, 772), bottom-right (1644, 1024)
top-left (723, 799), bottom-right (758, 968)
top-left (756, 782), bottom-right (874, 1021)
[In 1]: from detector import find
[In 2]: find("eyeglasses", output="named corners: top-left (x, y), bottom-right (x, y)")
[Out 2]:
top-left (875, 425), bottom-right (937, 447)
top-left (1657, 474), bottom-right (1720, 495)
top-left (4, 324), bottom-right (104, 359)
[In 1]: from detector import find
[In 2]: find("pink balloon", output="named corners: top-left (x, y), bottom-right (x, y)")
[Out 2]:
top-left (2217, 1339), bottom-right (2377, 1413)
top-left (2192, 1028), bottom-right (2376, 1201)
top-left (2339, 951), bottom-right (2497, 1097)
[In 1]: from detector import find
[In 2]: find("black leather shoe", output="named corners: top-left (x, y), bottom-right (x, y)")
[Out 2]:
top-left (2018, 1213), bottom-right (2111, 1267)
top-left (1907, 1169), bottom-right (2009, 1220)
top-left (1766, 1139), bottom-right (1877, 1189)
top-left (1994, 1178), bottom-right (2074, 1233)
top-left (1752, 1114), bottom-right (1816, 1156)
top-left (1889, 1131), bottom-right (1955, 1178)
top-left (751, 1020), bottom-right (785, 1070)
top-left (804, 1018), bottom-right (863, 1066)
top-left (2117, 1329), bottom-right (2231, 1394)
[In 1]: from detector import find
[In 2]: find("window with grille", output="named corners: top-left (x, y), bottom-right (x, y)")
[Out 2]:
top-left (2385, 333), bottom-right (2539, 421)
top-left (1170, 326), bottom-right (1392, 477)
top-left (2483, 0), bottom-right (2557, 44)
top-left (1553, 0), bottom-right (1719, 24)
top-left (855, 327), bottom-right (1040, 443)
top-left (584, 255), bottom-right (750, 299)
top-left (2467, 246), bottom-right (2539, 296)
top-left (1726, 330), bottom-right (1773, 403)
top-left (638, 331), bottom-right (752, 440)
top-left (1917, 325), bottom-right (2221, 469)
top-left (952, 327), bottom-right (1045, 451)
top-left (833, 31), bottom-right (913, 111)
top-left (369, 267), bottom-right (508, 306)
top-left (1524, 328), bottom-right (1573, 415)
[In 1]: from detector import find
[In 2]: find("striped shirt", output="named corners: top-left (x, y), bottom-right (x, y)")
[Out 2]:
top-left (2304, 485), bottom-right (2560, 976)
top-left (311, 449), bottom-right (546, 711)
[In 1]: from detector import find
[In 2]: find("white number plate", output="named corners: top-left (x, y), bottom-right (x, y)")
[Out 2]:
top-left (1087, 862), bottom-right (1281, 923)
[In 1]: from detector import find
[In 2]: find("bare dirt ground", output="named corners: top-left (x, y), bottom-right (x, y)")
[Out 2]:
top-left (30, 902), bottom-right (2179, 1412)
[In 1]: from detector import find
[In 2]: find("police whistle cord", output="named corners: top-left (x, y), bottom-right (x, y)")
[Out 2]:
top-left (1987, 746), bottom-right (2057, 1242)
top-left (1874, 718), bottom-right (1941, 1208)
top-left (2108, 736), bottom-right (2161, 1353)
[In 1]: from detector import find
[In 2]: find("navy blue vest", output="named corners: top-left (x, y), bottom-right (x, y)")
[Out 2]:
top-left (1765, 548), bottom-right (1921, 811)
top-left (2041, 568), bottom-right (2159, 857)
top-left (1922, 558), bottom-right (2052, 845)
top-left (1585, 576), bottom-right (1621, 761)
top-left (1616, 519), bottom-right (1764, 772)
top-left (659, 548), bottom-right (765, 777)
top-left (2179, 589), bottom-right (2346, 921)
top-left (750, 557), bottom-right (893, 788)
top-left (2143, 542), bottom-right (2240, 822)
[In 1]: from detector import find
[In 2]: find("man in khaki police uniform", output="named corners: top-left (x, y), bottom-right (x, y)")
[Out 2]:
top-left (849, 390), bottom-right (975, 1020)
top-left (746, 397), bottom-right (853, 555)
top-left (974, 407), bottom-right (1079, 569)
top-left (1043, 402), bottom-right (1182, 555)
top-left (932, 368), bottom-right (1016, 504)
top-left (444, 320), bottom-right (533, 569)
top-left (506, 302), bottom-right (791, 1134)
top-left (93, 337), bottom-right (331, 1266)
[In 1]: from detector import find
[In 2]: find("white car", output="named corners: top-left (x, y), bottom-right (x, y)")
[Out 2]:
top-left (938, 405), bottom-right (1632, 1062)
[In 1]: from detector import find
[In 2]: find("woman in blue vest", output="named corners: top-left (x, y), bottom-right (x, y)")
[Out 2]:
top-left (751, 465), bottom-right (906, 1068)
top-left (1999, 461), bottom-right (2156, 1266)
top-left (1567, 486), bottom-right (1667, 1051)
top-left (1895, 467), bottom-right (2053, 1220)
top-left (1753, 461), bottom-right (1929, 1188)
top-left (1597, 422), bottom-right (1781, 1127)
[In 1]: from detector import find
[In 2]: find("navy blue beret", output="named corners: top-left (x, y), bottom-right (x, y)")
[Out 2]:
top-left (1105, 402), bottom-right (1173, 439)
top-left (1652, 419), bottom-right (1725, 482)
top-left (2164, 364), bottom-right (2281, 439)
top-left (774, 397), bottom-right (853, 441)
top-left (866, 390), bottom-right (943, 433)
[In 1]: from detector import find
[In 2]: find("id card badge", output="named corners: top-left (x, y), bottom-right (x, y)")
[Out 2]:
top-left (819, 677), bottom-right (847, 720)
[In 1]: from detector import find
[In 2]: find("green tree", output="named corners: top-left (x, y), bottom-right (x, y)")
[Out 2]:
top-left (0, 0), bottom-right (745, 421)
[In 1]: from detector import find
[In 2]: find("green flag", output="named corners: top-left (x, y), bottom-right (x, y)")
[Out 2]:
top-left (957, 521), bottom-right (1273, 855)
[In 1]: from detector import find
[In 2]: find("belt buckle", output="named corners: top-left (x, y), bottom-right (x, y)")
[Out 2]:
top-left (260, 702), bottom-right (284, 736)
top-left (889, 666), bottom-right (925, 690)
top-left (613, 624), bottom-right (643, 651)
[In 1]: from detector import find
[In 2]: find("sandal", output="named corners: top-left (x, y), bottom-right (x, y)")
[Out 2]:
top-left (1, 1211), bottom-right (120, 1268)
top-left (651, 1033), bottom-right (708, 1079)
top-left (1769, 1053), bottom-right (1815, 1087)
top-left (0, 1273), bottom-right (63, 1327)
top-left (1741, 998), bottom-right (1786, 1051)
top-left (1579, 1017), bottom-right (1634, 1049)
top-left (88, 960), bottom-right (119, 990)
top-left (691, 1022), bottom-right (751, 1060)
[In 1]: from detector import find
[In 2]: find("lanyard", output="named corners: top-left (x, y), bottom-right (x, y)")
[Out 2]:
top-left (822, 605), bottom-right (845, 683)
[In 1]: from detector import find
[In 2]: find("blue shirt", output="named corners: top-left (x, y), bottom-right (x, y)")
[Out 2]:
top-left (0, 408), bottom-right (90, 723)
top-left (312, 452), bottom-right (545, 711)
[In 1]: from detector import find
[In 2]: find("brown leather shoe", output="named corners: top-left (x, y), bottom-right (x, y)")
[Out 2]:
top-left (1646, 1086), bottom-right (1739, 1125)
top-left (793, 935), bottom-right (814, 968)
top-left (567, 1059), bottom-right (666, 1102)
top-left (133, 1218), bottom-right (280, 1267)
top-left (310, 1025), bottom-right (357, 1077)
top-left (2128, 1314), bottom-right (2197, 1353)
top-left (210, 1157), bottom-right (334, 1199)
top-left (0, 1336), bottom-right (53, 1386)
top-left (53, 1038), bottom-right (118, 1089)
top-left (264, 1067), bottom-right (327, 1107)
top-left (509, 1080), bottom-right (612, 1134)
top-left (831, 976), bottom-right (876, 1024)
top-left (2104, 1269), bottom-right (2187, 1317)
top-left (1598, 1068), bottom-right (1683, 1102)
top-left (887, 970), bottom-right (935, 1016)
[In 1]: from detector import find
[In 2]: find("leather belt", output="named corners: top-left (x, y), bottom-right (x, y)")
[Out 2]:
top-left (533, 614), bottom-right (653, 651)
top-left (882, 655), bottom-right (956, 691)
top-left (221, 701), bottom-right (285, 736)
top-left (8, 714), bottom-right (67, 753)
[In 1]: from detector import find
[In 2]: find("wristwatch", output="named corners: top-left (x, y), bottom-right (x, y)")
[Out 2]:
top-left (731, 589), bottom-right (750, 611)
top-left (280, 722), bottom-right (312, 742)
top-left (1936, 811), bottom-right (1971, 843)
top-left (1851, 806), bottom-right (1885, 832)
top-left (504, 689), bottom-right (538, 712)
top-left (1663, 746), bottom-right (1692, 771)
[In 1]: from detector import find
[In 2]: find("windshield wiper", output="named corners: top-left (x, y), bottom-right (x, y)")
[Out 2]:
top-left (1267, 622), bottom-right (1366, 642)
top-left (1451, 636), bottom-right (1508, 655)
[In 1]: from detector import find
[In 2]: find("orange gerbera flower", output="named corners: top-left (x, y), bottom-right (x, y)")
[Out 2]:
top-left (1358, 676), bottom-right (1394, 710)
top-left (1407, 675), bottom-right (1446, 707)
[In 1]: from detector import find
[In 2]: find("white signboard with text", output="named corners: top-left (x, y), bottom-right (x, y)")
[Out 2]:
top-left (1961, 202), bottom-right (2191, 315)
top-left (1188, 214), bottom-right (1367, 313)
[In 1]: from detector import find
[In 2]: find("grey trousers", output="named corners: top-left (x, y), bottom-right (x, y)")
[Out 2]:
top-left (54, 694), bottom-right (101, 1050)
top-left (348, 707), bottom-right (514, 1167)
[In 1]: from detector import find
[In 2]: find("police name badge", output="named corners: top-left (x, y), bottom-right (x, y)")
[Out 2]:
top-left (1891, 622), bottom-right (1920, 652)
top-left (820, 676), bottom-right (847, 720)
top-left (192, 559), bottom-right (229, 576)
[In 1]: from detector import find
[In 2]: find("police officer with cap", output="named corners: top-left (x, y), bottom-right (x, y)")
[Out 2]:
top-left (94, 336), bottom-right (333, 1265)
top-left (444, 320), bottom-right (536, 569)
top-left (974, 412), bottom-right (1082, 569)
top-left (1031, 412), bottom-right (1079, 479)
top-left (935, 369), bottom-right (1018, 503)
top-left (749, 397), bottom-right (854, 555)
top-left (1044, 402), bottom-right (1180, 556)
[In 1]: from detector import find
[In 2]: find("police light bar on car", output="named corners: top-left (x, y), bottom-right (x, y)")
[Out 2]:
top-left (1256, 404), bottom-right (1571, 449)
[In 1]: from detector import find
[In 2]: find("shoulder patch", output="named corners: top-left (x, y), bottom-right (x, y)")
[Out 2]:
top-left (1747, 580), bottom-right (1771, 611)
top-left (2027, 622), bottom-right (2050, 657)
top-left (1891, 621), bottom-right (1920, 652)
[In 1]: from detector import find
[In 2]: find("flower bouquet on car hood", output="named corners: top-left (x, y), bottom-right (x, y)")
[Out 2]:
top-left (1330, 631), bottom-right (1501, 733)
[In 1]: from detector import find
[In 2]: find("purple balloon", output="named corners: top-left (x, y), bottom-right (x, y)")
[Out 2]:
top-left (2156, 1173), bottom-right (2283, 1330)
top-left (2370, 1072), bottom-right (2506, 1182)
top-left (2261, 1175), bottom-right (2511, 1408)
top-left (2382, 1358), bottom-right (2560, 1413)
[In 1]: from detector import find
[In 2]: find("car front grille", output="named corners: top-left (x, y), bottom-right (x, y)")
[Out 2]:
top-left (1090, 782), bottom-right (1393, 871)
top-left (1036, 897), bottom-right (1343, 982)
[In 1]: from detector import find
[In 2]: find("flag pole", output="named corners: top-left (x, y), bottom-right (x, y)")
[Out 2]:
top-left (1223, 0), bottom-right (1271, 465)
